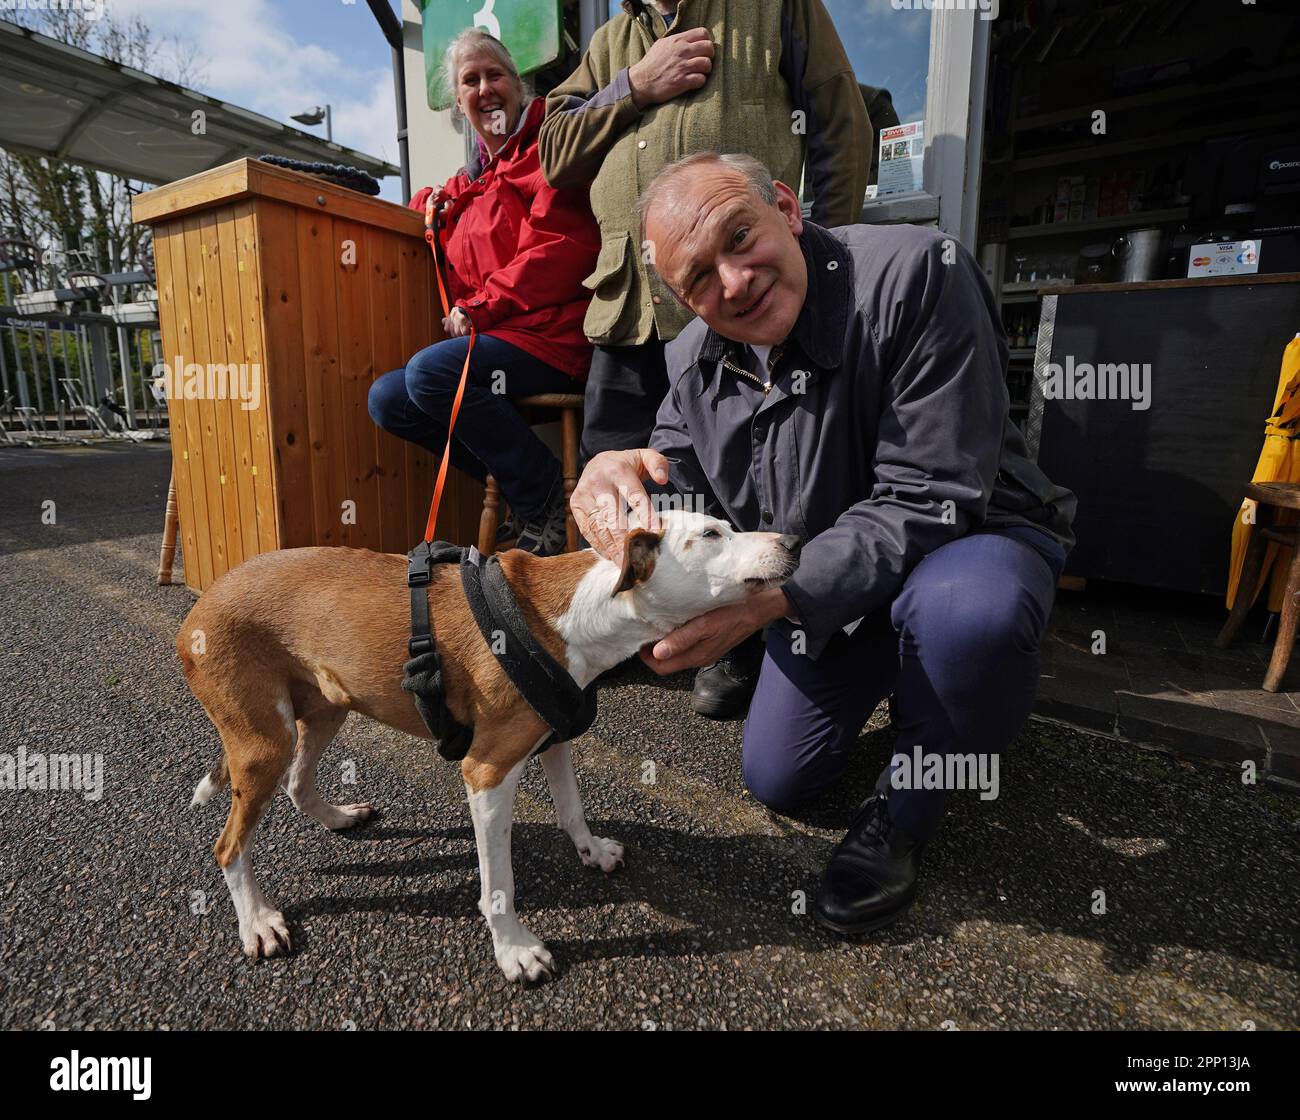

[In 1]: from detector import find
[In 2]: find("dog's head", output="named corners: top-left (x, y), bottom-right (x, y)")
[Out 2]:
top-left (612, 509), bottom-right (801, 619)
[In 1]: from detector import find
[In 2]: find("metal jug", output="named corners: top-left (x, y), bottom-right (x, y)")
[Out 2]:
top-left (1111, 228), bottom-right (1164, 282)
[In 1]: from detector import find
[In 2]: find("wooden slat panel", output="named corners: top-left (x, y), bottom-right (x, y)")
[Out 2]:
top-left (152, 222), bottom-right (200, 591)
top-left (199, 210), bottom-right (246, 570)
top-left (132, 161), bottom-right (252, 225)
top-left (139, 165), bottom-right (492, 568)
top-left (397, 235), bottom-right (434, 545)
top-left (336, 218), bottom-right (380, 552)
top-left (232, 202), bottom-right (279, 553)
top-left (164, 221), bottom-right (215, 591)
top-left (367, 228), bottom-right (407, 554)
top-left (133, 160), bottom-right (422, 238)
top-left (213, 205), bottom-right (261, 565)
top-left (449, 450), bottom-right (487, 546)
top-left (296, 207), bottom-right (347, 546)
top-left (181, 214), bottom-right (231, 581)
top-left (253, 201), bottom-right (313, 549)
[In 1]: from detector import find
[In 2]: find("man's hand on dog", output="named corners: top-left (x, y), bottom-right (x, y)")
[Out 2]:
top-left (640, 587), bottom-right (789, 675)
top-left (571, 448), bottom-right (668, 562)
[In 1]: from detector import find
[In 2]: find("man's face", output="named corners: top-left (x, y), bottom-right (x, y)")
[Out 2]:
top-left (645, 167), bottom-right (808, 347)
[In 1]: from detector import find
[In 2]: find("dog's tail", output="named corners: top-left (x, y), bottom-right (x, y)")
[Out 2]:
top-left (190, 755), bottom-right (230, 807)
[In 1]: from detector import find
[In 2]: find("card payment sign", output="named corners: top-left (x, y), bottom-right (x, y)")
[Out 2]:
top-left (1188, 239), bottom-right (1261, 278)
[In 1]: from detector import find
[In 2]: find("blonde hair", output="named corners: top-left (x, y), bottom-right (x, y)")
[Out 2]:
top-left (442, 28), bottom-right (529, 126)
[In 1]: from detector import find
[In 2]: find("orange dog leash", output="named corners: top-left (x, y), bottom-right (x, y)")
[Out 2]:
top-left (402, 197), bottom-right (597, 765)
top-left (421, 199), bottom-right (476, 542)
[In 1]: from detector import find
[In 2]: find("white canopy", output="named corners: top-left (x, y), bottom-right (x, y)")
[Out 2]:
top-left (0, 19), bottom-right (397, 186)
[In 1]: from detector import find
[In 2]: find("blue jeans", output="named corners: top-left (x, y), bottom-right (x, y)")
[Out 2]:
top-left (742, 526), bottom-right (1065, 840)
top-left (367, 335), bottom-right (575, 520)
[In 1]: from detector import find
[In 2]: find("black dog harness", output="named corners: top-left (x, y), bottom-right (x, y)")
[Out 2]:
top-left (401, 540), bottom-right (597, 761)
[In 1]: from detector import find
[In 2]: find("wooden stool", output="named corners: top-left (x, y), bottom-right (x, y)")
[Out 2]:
top-left (1217, 480), bottom-right (1300, 691)
top-left (477, 393), bottom-right (583, 556)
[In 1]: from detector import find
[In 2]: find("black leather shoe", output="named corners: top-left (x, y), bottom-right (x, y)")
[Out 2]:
top-left (813, 794), bottom-right (925, 936)
top-left (691, 631), bottom-right (765, 719)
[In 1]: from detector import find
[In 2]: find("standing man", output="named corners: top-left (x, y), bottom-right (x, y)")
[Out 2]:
top-left (571, 152), bottom-right (1076, 934)
top-left (540, 0), bottom-right (870, 715)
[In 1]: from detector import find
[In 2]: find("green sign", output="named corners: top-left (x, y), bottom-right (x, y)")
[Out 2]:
top-left (421, 0), bottom-right (563, 111)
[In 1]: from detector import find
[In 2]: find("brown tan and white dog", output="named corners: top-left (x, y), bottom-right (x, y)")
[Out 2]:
top-left (179, 510), bottom-right (800, 982)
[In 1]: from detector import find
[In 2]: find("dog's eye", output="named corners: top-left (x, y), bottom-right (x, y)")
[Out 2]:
top-left (701, 529), bottom-right (721, 540)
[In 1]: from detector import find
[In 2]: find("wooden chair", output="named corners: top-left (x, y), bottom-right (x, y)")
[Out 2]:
top-left (1217, 481), bottom-right (1300, 691)
top-left (158, 468), bottom-right (179, 585)
top-left (477, 393), bottom-right (583, 556)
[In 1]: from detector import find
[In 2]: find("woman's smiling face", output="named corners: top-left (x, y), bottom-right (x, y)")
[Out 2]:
top-left (455, 50), bottom-right (522, 147)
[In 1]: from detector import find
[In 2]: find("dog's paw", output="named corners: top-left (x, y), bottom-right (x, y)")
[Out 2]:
top-left (322, 802), bottom-right (375, 831)
top-left (240, 909), bottom-right (291, 959)
top-left (495, 939), bottom-right (555, 984)
top-left (578, 835), bottom-right (624, 873)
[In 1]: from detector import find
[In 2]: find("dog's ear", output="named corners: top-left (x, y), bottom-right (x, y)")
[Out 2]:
top-left (612, 529), bottom-right (662, 595)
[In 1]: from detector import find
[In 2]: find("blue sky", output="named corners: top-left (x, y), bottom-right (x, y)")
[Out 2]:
top-left (825, 0), bottom-right (930, 125)
top-left (108, 0), bottom-right (406, 199)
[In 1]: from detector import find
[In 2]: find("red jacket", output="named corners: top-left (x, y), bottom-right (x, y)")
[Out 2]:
top-left (408, 97), bottom-right (600, 380)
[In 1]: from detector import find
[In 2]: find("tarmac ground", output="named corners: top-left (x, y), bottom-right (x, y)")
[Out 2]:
top-left (1, 443), bottom-right (1296, 1030)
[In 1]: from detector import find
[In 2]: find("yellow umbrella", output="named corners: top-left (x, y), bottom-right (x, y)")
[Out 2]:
top-left (1227, 334), bottom-right (1300, 611)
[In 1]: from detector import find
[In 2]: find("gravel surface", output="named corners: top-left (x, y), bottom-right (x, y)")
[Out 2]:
top-left (1, 443), bottom-right (1297, 1030)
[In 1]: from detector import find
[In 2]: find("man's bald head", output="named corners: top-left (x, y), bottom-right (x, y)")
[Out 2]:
top-left (637, 152), bottom-right (808, 347)
top-left (638, 152), bottom-right (777, 241)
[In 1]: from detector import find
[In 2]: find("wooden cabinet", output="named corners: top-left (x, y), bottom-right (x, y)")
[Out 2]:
top-left (133, 158), bottom-right (483, 593)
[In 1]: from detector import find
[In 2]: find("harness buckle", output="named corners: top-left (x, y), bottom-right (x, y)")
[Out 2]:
top-left (408, 633), bottom-right (436, 658)
top-left (407, 545), bottom-right (434, 588)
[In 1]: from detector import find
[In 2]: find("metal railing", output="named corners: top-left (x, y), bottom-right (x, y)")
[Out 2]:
top-left (0, 237), bottom-right (167, 445)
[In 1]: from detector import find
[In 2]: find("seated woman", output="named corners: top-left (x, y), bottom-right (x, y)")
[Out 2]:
top-left (369, 28), bottom-right (599, 555)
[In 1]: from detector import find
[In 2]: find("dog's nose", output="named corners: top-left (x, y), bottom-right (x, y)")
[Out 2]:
top-left (778, 534), bottom-right (803, 556)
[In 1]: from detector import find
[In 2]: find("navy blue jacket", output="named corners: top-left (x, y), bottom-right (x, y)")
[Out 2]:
top-left (650, 221), bottom-right (1076, 660)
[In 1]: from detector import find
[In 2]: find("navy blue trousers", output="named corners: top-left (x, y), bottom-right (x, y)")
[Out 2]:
top-left (743, 526), bottom-right (1065, 841)
top-left (367, 335), bottom-right (574, 521)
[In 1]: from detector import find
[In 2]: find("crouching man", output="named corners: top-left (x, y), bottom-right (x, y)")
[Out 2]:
top-left (570, 152), bottom-right (1077, 935)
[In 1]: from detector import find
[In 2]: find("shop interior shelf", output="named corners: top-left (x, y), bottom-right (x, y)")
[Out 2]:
top-left (1010, 110), bottom-right (1300, 173)
top-left (1010, 61), bottom-right (1300, 133)
top-left (1006, 207), bottom-right (1189, 241)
